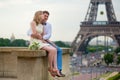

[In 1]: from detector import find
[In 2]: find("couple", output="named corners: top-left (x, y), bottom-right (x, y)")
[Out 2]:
top-left (27, 10), bottom-right (65, 77)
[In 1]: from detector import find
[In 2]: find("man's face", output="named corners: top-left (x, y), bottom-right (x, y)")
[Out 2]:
top-left (43, 13), bottom-right (49, 23)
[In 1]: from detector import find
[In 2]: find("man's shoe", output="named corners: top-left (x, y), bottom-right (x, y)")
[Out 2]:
top-left (56, 70), bottom-right (65, 77)
top-left (59, 71), bottom-right (65, 77)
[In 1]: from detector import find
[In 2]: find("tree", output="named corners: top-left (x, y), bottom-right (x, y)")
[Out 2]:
top-left (117, 56), bottom-right (120, 65)
top-left (0, 38), bottom-right (11, 46)
top-left (4, 38), bottom-right (11, 46)
top-left (115, 47), bottom-right (120, 54)
top-left (0, 38), bottom-right (4, 46)
top-left (0, 37), bottom-right (28, 47)
top-left (87, 47), bottom-right (96, 52)
top-left (54, 41), bottom-right (70, 48)
top-left (11, 39), bottom-right (27, 47)
top-left (104, 53), bottom-right (113, 66)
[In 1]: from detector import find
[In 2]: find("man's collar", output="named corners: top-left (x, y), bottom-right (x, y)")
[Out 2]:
top-left (42, 23), bottom-right (47, 25)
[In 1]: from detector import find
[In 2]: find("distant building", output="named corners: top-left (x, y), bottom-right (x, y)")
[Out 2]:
top-left (10, 33), bottom-right (15, 42)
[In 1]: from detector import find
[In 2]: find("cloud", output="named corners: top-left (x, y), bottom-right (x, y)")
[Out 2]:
top-left (8, 0), bottom-right (32, 5)
top-left (0, 0), bottom-right (119, 41)
top-left (0, 0), bottom-right (32, 8)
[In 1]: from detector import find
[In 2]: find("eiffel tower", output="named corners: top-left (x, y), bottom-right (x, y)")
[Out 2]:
top-left (72, 0), bottom-right (120, 55)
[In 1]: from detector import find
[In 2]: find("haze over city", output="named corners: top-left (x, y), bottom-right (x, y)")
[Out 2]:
top-left (0, 0), bottom-right (120, 42)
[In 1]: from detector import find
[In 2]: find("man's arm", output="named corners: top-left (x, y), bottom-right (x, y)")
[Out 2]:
top-left (43, 23), bottom-right (57, 47)
top-left (43, 23), bottom-right (52, 40)
top-left (45, 40), bottom-right (57, 48)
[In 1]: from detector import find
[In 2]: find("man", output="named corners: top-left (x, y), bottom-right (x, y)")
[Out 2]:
top-left (27, 10), bottom-right (65, 77)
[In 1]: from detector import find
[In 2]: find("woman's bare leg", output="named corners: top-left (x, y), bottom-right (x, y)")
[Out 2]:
top-left (53, 50), bottom-right (57, 69)
top-left (42, 46), bottom-right (55, 69)
top-left (42, 46), bottom-right (61, 76)
top-left (46, 46), bottom-right (61, 76)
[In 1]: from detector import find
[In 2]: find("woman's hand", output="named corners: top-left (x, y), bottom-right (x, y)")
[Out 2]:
top-left (31, 33), bottom-right (43, 39)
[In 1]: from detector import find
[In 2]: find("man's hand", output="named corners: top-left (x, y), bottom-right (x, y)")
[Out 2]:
top-left (45, 40), bottom-right (57, 48)
top-left (42, 40), bottom-right (47, 43)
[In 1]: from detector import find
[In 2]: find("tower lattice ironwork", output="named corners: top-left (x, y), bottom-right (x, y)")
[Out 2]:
top-left (72, 0), bottom-right (120, 55)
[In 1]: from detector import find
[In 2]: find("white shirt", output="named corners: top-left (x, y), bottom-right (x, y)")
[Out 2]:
top-left (43, 22), bottom-right (52, 40)
top-left (27, 22), bottom-right (52, 40)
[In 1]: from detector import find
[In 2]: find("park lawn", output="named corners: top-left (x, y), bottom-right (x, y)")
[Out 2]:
top-left (101, 72), bottom-right (112, 78)
top-left (107, 73), bottom-right (120, 80)
top-left (92, 72), bottom-right (112, 80)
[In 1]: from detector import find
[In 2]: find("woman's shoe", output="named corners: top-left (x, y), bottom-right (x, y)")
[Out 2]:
top-left (52, 69), bottom-right (62, 77)
top-left (48, 68), bottom-right (56, 77)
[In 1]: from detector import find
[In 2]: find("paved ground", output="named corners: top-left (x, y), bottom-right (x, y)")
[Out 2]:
top-left (73, 72), bottom-right (101, 80)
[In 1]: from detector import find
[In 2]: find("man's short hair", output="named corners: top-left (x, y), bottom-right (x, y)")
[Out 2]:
top-left (43, 11), bottom-right (50, 15)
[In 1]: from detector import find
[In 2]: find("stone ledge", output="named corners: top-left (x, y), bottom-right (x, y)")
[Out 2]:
top-left (0, 78), bottom-right (17, 80)
top-left (12, 50), bottom-right (46, 58)
top-left (0, 47), bottom-right (71, 56)
top-left (0, 47), bottom-right (28, 51)
top-left (0, 47), bottom-right (71, 80)
top-left (61, 48), bottom-right (71, 54)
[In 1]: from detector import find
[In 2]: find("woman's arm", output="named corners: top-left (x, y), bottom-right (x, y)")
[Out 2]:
top-left (30, 21), bottom-right (42, 39)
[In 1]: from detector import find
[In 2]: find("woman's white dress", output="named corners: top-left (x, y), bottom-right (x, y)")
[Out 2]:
top-left (29, 24), bottom-right (49, 49)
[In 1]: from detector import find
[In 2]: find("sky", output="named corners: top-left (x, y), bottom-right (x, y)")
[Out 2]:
top-left (0, 0), bottom-right (120, 42)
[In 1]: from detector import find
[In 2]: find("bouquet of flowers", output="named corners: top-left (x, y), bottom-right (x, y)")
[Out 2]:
top-left (28, 41), bottom-right (39, 50)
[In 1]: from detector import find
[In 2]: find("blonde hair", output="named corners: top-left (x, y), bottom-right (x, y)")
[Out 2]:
top-left (33, 11), bottom-right (43, 25)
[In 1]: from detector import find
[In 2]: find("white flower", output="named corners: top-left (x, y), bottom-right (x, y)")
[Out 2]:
top-left (28, 41), bottom-right (39, 50)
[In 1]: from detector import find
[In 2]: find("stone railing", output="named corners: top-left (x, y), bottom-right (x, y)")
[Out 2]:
top-left (0, 47), bottom-right (71, 80)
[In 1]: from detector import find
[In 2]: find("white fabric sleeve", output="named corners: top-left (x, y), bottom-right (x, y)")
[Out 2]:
top-left (43, 23), bottom-right (52, 40)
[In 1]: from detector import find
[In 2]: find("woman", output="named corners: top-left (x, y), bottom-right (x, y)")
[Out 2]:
top-left (29, 11), bottom-right (61, 77)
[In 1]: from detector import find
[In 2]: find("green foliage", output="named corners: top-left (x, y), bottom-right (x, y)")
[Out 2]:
top-left (54, 41), bottom-right (70, 48)
top-left (104, 53), bottom-right (113, 66)
top-left (87, 47), bottom-right (96, 52)
top-left (115, 47), bottom-right (120, 54)
top-left (117, 56), bottom-right (120, 65)
top-left (11, 39), bottom-right (27, 47)
top-left (87, 45), bottom-right (113, 53)
top-left (0, 38), bottom-right (28, 47)
top-left (107, 73), bottom-right (120, 80)
top-left (0, 38), bottom-right (11, 46)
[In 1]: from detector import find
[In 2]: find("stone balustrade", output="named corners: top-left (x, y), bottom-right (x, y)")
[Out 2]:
top-left (0, 47), bottom-right (71, 80)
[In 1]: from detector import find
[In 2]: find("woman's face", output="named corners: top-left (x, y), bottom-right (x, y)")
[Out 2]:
top-left (38, 14), bottom-right (44, 22)
top-left (40, 14), bottom-right (44, 20)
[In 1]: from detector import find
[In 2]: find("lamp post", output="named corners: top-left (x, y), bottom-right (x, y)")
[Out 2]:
top-left (104, 36), bottom-right (108, 53)
top-left (96, 36), bottom-right (98, 52)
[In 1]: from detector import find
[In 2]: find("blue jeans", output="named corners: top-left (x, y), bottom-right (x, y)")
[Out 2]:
top-left (47, 41), bottom-right (63, 71)
top-left (56, 46), bottom-right (62, 71)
